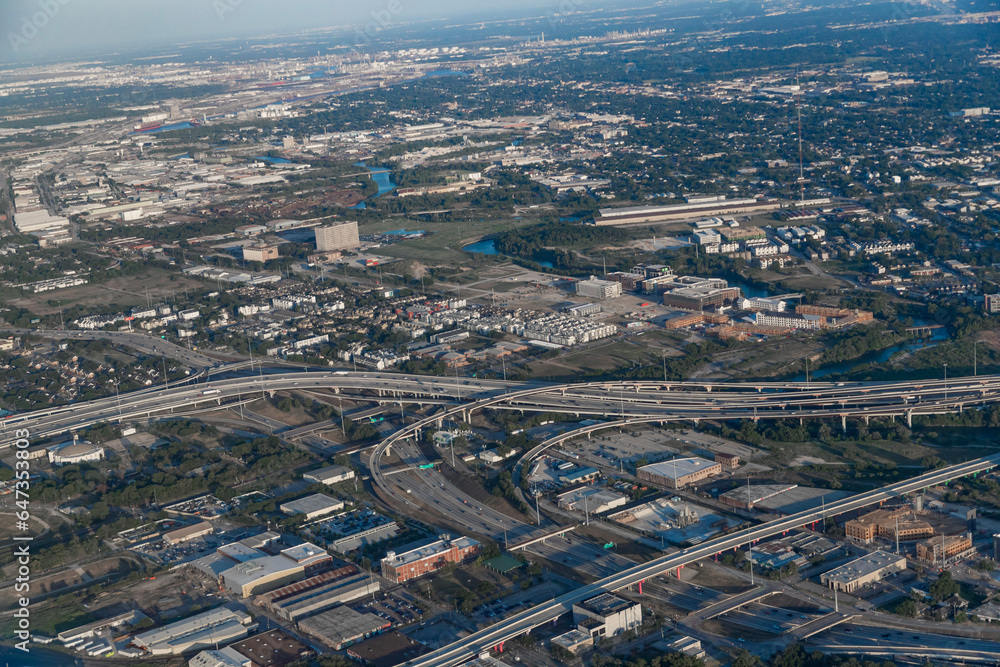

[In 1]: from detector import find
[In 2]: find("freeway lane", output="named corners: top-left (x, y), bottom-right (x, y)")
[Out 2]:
top-left (8, 370), bottom-right (1000, 439)
top-left (402, 454), bottom-right (1000, 667)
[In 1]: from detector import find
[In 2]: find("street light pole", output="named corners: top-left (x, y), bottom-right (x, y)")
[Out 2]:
top-left (974, 340), bottom-right (982, 377)
top-left (943, 363), bottom-right (948, 401)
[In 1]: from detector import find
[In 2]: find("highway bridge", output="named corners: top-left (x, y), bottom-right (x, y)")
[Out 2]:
top-left (402, 454), bottom-right (1000, 667)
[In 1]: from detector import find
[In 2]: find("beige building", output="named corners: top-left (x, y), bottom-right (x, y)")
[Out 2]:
top-left (636, 458), bottom-right (722, 489)
top-left (916, 534), bottom-right (975, 565)
top-left (845, 508), bottom-right (933, 544)
top-left (315, 221), bottom-right (360, 252)
top-left (243, 244), bottom-right (279, 262)
top-left (820, 551), bottom-right (906, 593)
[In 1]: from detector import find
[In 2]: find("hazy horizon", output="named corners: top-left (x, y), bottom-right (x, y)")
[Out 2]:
top-left (2, 0), bottom-right (601, 63)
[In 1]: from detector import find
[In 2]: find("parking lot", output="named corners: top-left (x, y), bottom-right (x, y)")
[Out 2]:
top-left (353, 592), bottom-right (424, 627)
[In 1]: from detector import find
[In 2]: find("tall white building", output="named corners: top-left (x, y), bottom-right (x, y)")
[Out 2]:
top-left (316, 222), bottom-right (360, 252)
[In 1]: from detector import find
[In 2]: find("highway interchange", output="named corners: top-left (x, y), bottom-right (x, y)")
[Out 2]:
top-left (9, 359), bottom-right (1000, 665)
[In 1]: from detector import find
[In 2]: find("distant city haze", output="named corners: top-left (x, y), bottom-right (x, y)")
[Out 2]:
top-left (1, 0), bottom-right (576, 62)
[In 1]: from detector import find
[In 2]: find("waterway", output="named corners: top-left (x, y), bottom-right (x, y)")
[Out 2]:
top-left (253, 155), bottom-right (292, 164)
top-left (461, 239), bottom-right (554, 269)
top-left (791, 321), bottom-right (950, 381)
top-left (131, 121), bottom-right (193, 135)
top-left (351, 162), bottom-right (396, 209)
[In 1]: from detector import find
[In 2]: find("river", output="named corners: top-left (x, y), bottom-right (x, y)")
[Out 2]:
top-left (351, 162), bottom-right (395, 209)
top-left (461, 239), bottom-right (555, 269)
top-left (791, 321), bottom-right (950, 381)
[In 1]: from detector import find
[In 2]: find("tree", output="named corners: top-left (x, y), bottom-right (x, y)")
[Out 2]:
top-left (929, 571), bottom-right (960, 602)
top-left (895, 599), bottom-right (918, 618)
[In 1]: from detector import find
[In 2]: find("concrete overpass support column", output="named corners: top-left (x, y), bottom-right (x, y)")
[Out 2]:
top-left (384, 445), bottom-right (391, 457)
top-left (638, 579), bottom-right (644, 595)
top-left (864, 415), bottom-right (869, 426)
top-left (436, 417), bottom-right (443, 428)
top-left (706, 385), bottom-right (712, 392)
top-left (907, 410), bottom-right (912, 428)
top-left (333, 387), bottom-right (339, 394)
top-left (841, 415), bottom-right (847, 432)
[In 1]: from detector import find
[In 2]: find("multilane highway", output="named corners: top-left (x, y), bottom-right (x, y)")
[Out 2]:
top-left (403, 454), bottom-right (1000, 667)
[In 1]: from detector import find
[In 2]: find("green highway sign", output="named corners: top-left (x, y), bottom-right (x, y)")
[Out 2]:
top-left (419, 463), bottom-right (435, 469)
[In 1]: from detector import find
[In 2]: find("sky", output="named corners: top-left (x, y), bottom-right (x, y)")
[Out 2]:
top-left (1, 0), bottom-right (569, 63)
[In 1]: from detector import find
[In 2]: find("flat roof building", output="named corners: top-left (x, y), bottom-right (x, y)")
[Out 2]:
top-left (316, 221), bottom-right (360, 252)
top-left (256, 565), bottom-right (380, 621)
top-left (347, 631), bottom-right (429, 667)
top-left (719, 484), bottom-right (797, 510)
top-left (575, 277), bottom-right (623, 300)
top-left (243, 244), bottom-right (279, 263)
top-left (820, 551), bottom-right (906, 593)
top-left (297, 605), bottom-right (390, 650)
top-left (279, 493), bottom-right (345, 520)
top-left (164, 521), bottom-right (214, 545)
top-left (845, 508), bottom-right (933, 544)
top-left (226, 629), bottom-right (314, 667)
top-left (133, 607), bottom-right (252, 656)
top-left (381, 535), bottom-right (481, 583)
top-left (556, 487), bottom-right (629, 514)
top-left (550, 629), bottom-right (594, 655)
top-left (220, 542), bottom-right (331, 598)
top-left (637, 457), bottom-right (722, 489)
top-left (303, 464), bottom-right (356, 486)
top-left (572, 593), bottom-right (642, 640)
top-left (916, 533), bottom-right (976, 566)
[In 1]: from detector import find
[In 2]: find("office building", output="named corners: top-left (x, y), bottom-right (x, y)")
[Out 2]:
top-left (820, 551), bottom-right (906, 593)
top-left (380, 535), bottom-right (481, 583)
top-left (571, 593), bottom-right (642, 639)
top-left (916, 533), bottom-right (976, 566)
top-left (845, 508), bottom-right (933, 544)
top-left (987, 294), bottom-right (1000, 314)
top-left (636, 457), bottom-right (722, 489)
top-left (661, 284), bottom-right (741, 312)
top-left (575, 277), bottom-right (623, 300)
top-left (316, 221), bottom-right (360, 251)
top-left (243, 244), bottom-right (279, 262)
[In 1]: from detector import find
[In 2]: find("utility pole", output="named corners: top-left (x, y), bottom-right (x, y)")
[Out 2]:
top-left (895, 516), bottom-right (900, 554)
top-left (943, 363), bottom-right (948, 401)
top-left (662, 350), bottom-right (667, 383)
top-left (974, 339), bottom-right (982, 377)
